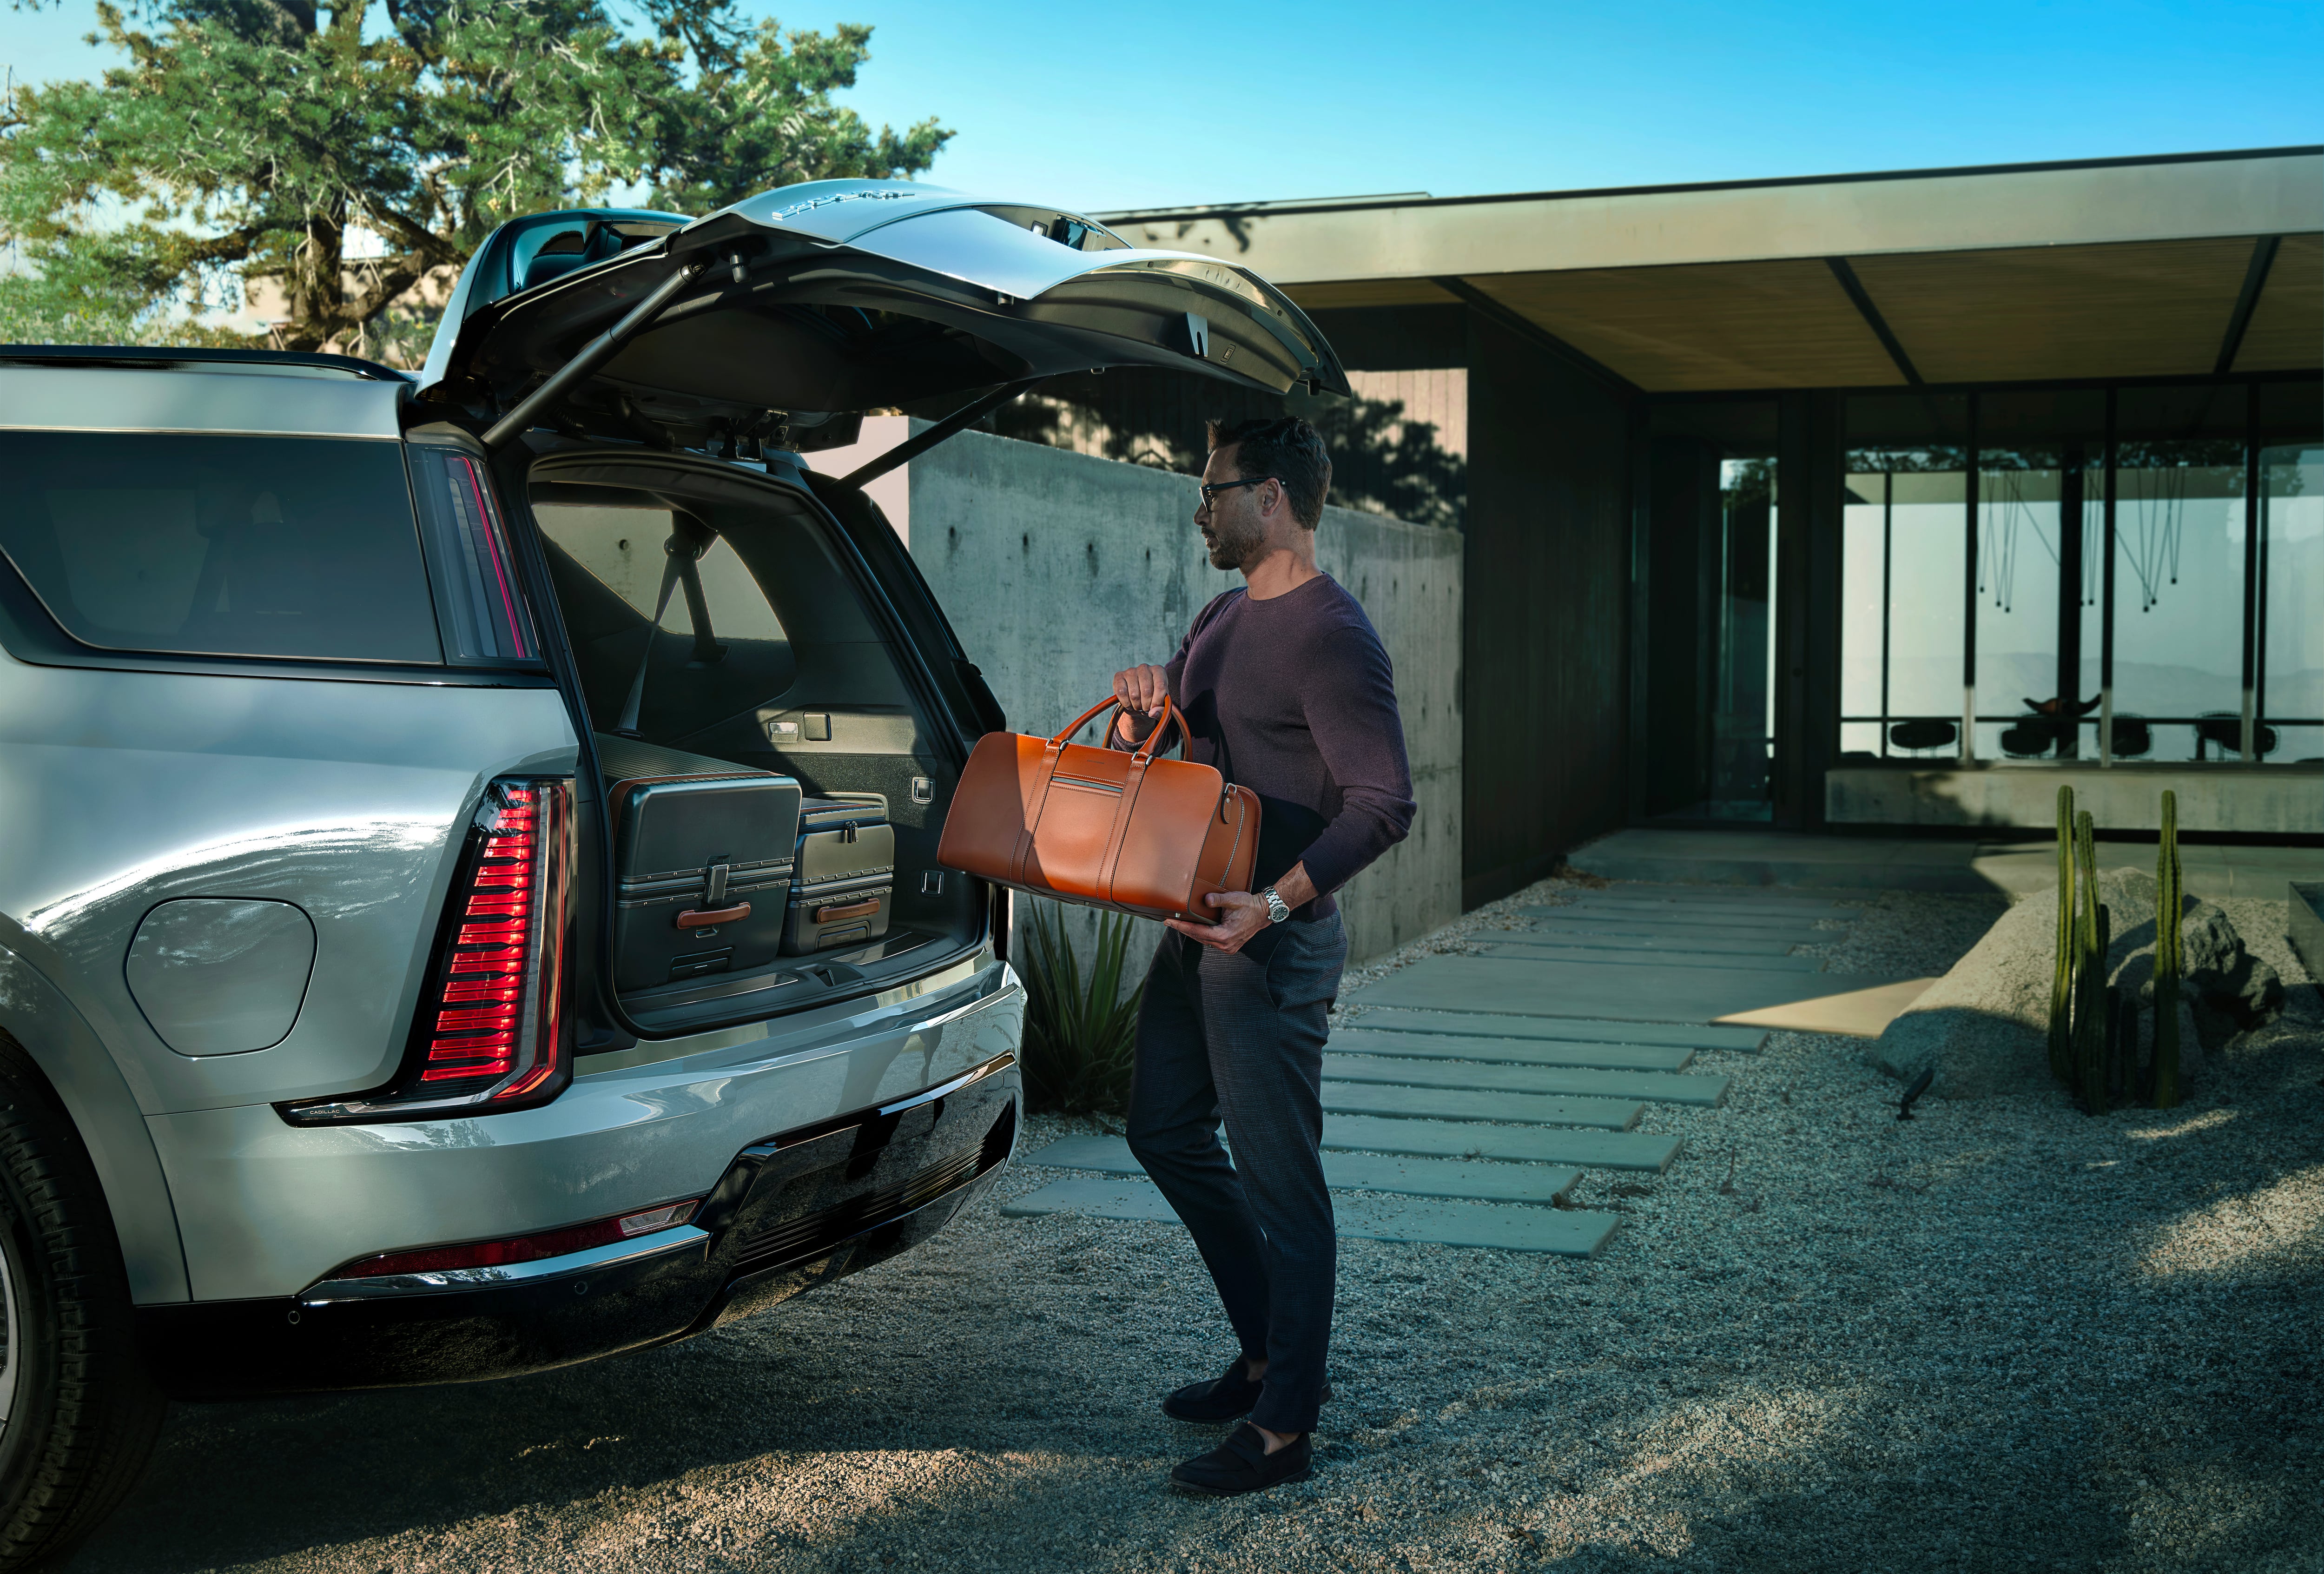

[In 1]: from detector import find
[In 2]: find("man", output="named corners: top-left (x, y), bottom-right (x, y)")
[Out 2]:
top-left (1112, 415), bottom-right (1415, 1496)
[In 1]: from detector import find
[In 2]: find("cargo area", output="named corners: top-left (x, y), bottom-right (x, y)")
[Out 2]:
top-left (520, 447), bottom-right (989, 1039)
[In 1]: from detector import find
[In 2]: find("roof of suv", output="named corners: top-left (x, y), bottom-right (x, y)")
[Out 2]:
top-left (0, 344), bottom-right (412, 382)
top-left (0, 344), bottom-right (412, 439)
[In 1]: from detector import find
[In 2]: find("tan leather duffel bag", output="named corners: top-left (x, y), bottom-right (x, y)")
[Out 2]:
top-left (938, 694), bottom-right (1260, 923)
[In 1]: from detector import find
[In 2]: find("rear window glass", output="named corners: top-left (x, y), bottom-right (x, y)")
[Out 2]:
top-left (0, 431), bottom-right (442, 663)
top-left (533, 505), bottom-right (790, 642)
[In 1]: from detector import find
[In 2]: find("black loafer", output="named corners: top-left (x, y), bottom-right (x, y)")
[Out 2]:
top-left (1161, 1357), bottom-right (1262, 1422)
top-left (1170, 1423), bottom-right (1313, 1496)
top-left (1161, 1359), bottom-right (1332, 1423)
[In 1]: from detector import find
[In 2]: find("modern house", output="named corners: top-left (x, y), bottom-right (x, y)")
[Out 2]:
top-left (1080, 147), bottom-right (2322, 906)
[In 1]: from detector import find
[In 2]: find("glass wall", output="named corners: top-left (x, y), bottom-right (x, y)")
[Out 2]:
top-left (2260, 381), bottom-right (2324, 763)
top-left (1838, 377), bottom-right (2319, 766)
top-left (1841, 394), bottom-right (1968, 758)
top-left (2112, 385), bottom-right (2247, 761)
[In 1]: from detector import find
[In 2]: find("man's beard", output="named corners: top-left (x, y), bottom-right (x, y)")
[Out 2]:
top-left (1202, 512), bottom-right (1264, 570)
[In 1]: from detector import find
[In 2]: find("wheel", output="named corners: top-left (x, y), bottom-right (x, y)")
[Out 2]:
top-left (0, 1034), bottom-right (166, 1570)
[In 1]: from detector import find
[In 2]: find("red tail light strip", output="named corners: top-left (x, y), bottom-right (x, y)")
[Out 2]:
top-left (281, 775), bottom-right (574, 1124)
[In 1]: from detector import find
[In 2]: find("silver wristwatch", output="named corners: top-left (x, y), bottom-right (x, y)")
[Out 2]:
top-left (1259, 886), bottom-right (1291, 924)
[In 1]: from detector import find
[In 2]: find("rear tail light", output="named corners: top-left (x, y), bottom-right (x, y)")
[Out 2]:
top-left (324, 1198), bottom-right (702, 1281)
top-left (282, 776), bottom-right (574, 1124)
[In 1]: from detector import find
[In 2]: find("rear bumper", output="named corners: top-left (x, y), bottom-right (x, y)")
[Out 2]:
top-left (140, 1051), bottom-right (1018, 1398)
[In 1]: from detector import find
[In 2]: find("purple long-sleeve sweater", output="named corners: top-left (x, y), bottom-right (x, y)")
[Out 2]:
top-left (1117, 575), bottom-right (1415, 920)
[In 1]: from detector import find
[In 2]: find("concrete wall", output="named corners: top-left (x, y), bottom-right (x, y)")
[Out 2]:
top-left (1827, 763), bottom-right (2324, 833)
top-left (902, 427), bottom-right (1463, 966)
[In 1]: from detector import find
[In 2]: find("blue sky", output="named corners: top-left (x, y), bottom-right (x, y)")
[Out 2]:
top-left (5, 0), bottom-right (2318, 212)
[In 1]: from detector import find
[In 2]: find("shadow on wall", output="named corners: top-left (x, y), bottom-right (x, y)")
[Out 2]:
top-left (986, 367), bottom-right (1468, 531)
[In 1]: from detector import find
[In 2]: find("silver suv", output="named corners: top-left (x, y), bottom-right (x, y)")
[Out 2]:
top-left (0, 179), bottom-right (1343, 1565)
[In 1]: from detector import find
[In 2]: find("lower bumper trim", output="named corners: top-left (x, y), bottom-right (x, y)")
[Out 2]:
top-left (139, 1056), bottom-right (1019, 1399)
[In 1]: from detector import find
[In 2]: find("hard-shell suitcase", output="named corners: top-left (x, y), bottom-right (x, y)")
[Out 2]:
top-left (781, 793), bottom-right (895, 954)
top-left (596, 735), bottom-right (803, 991)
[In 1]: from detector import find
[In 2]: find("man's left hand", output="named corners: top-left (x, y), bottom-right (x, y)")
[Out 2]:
top-left (1165, 890), bottom-right (1272, 953)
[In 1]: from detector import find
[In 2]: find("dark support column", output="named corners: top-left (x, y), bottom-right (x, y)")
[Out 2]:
top-left (2057, 442), bottom-right (2086, 758)
top-left (1963, 391), bottom-right (1982, 761)
top-left (1772, 390), bottom-right (1845, 830)
top-left (2101, 388), bottom-right (2118, 767)
top-left (1642, 435), bottom-right (1714, 817)
top-left (1770, 394), bottom-right (1843, 828)
top-left (2243, 381), bottom-right (2262, 760)
top-left (1626, 409), bottom-right (1654, 823)
top-left (1460, 308), bottom-right (1635, 906)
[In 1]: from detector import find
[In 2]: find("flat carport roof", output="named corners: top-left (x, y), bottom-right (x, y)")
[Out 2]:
top-left (1097, 148), bottom-right (2324, 392)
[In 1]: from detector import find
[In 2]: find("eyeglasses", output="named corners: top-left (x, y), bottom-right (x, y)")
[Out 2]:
top-left (1197, 476), bottom-right (1278, 508)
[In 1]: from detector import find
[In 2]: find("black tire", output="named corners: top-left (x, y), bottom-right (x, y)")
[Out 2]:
top-left (0, 1034), bottom-right (166, 1571)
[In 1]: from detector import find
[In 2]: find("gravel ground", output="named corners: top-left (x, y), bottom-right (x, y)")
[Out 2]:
top-left (67, 878), bottom-right (2324, 1574)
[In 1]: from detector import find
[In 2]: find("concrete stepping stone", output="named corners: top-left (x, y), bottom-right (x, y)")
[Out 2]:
top-left (1325, 1113), bottom-right (1682, 1171)
top-left (1350, 1008), bottom-right (1765, 1053)
top-left (1320, 1081), bottom-right (1642, 1129)
top-left (1349, 955), bottom-right (1913, 1027)
top-left (1571, 889), bottom-right (1855, 916)
top-left (1321, 1053), bottom-right (1730, 1107)
top-left (1002, 1176), bottom-right (1620, 1257)
top-left (1502, 926), bottom-right (1800, 956)
top-left (1020, 1135), bottom-right (1581, 1206)
top-left (1329, 1026), bottom-right (1696, 1071)
top-left (1470, 942), bottom-right (1823, 972)
top-left (1532, 907), bottom-right (1835, 938)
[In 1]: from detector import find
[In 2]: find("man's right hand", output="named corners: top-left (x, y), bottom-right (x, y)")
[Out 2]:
top-left (1112, 663), bottom-right (1169, 741)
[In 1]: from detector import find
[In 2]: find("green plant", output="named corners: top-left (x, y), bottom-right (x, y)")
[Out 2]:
top-left (2049, 784), bottom-right (2076, 1082)
top-left (1016, 903), bottom-right (1144, 1117)
top-left (2154, 788), bottom-right (2183, 1109)
top-left (2071, 809), bottom-right (2112, 1114)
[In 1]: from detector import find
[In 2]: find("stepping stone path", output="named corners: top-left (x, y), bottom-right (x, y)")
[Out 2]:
top-left (1006, 881), bottom-right (1868, 1257)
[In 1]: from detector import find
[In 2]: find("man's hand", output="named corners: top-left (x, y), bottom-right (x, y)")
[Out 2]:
top-left (1112, 663), bottom-right (1169, 742)
top-left (1164, 864), bottom-right (1318, 954)
top-left (1165, 890), bottom-right (1271, 952)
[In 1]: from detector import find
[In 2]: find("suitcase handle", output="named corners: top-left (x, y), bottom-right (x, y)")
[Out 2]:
top-left (814, 899), bottom-right (883, 924)
top-left (1052, 693), bottom-right (1185, 761)
top-left (676, 902), bottom-right (751, 929)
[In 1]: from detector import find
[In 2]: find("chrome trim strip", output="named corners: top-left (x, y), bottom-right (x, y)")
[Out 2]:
top-left (875, 1050), bottom-right (1017, 1121)
top-left (298, 1225), bottom-right (711, 1304)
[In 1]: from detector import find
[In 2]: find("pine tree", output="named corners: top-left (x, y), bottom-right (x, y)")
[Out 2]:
top-left (1, 1), bottom-right (948, 359)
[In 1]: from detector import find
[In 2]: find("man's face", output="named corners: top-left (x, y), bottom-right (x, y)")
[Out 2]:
top-left (1196, 445), bottom-right (1271, 571)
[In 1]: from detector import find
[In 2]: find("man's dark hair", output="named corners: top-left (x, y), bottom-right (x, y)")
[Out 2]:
top-left (1207, 415), bottom-right (1332, 530)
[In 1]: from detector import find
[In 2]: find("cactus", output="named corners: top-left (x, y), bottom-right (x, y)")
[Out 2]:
top-left (2153, 789), bottom-right (2182, 1109)
top-left (2049, 785), bottom-right (2076, 1083)
top-left (2071, 810), bottom-right (2109, 1114)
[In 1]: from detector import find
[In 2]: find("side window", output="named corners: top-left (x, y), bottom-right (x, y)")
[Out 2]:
top-left (408, 446), bottom-right (542, 666)
top-left (0, 430), bottom-right (442, 664)
top-left (532, 505), bottom-right (788, 643)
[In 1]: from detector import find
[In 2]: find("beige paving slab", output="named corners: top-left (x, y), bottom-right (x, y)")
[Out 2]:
top-left (1471, 942), bottom-right (1823, 972)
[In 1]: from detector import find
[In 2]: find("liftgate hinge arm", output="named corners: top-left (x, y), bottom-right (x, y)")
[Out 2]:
top-left (482, 261), bottom-right (708, 452)
top-left (833, 377), bottom-right (1045, 491)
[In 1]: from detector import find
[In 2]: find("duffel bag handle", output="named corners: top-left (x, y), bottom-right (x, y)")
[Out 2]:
top-left (1050, 693), bottom-right (1187, 762)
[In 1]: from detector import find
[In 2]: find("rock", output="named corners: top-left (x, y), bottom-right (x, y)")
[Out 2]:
top-left (2113, 898), bottom-right (2282, 1054)
top-left (1865, 867), bottom-right (2261, 1099)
